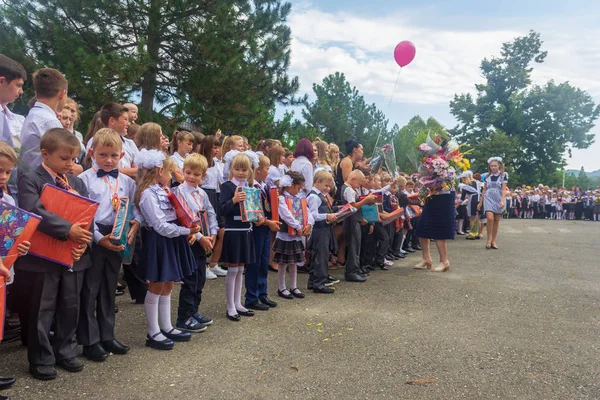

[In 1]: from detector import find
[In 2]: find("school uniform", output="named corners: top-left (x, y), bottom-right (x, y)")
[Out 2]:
top-left (273, 192), bottom-right (313, 265)
top-left (173, 182), bottom-right (218, 324)
top-left (15, 165), bottom-right (93, 367)
top-left (341, 184), bottom-right (363, 279)
top-left (307, 188), bottom-right (336, 290)
top-left (244, 180), bottom-right (273, 306)
top-left (138, 184), bottom-right (196, 282)
top-left (382, 191), bottom-right (396, 255)
top-left (19, 102), bottom-right (63, 173)
top-left (219, 179), bottom-right (255, 264)
top-left (77, 168), bottom-right (141, 347)
top-left (202, 162), bottom-right (222, 225)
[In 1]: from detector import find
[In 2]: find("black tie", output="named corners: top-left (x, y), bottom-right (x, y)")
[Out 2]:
top-left (97, 169), bottom-right (119, 179)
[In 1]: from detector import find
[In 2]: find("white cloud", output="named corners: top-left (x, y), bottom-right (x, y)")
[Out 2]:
top-left (286, 2), bottom-right (600, 171)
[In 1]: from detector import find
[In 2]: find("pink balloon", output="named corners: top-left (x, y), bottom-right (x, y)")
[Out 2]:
top-left (394, 41), bottom-right (416, 68)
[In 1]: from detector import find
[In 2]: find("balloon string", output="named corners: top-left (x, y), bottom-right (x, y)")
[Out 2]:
top-left (388, 68), bottom-right (402, 108)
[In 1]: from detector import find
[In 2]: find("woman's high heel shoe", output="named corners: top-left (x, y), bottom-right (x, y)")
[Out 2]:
top-left (432, 261), bottom-right (450, 272)
top-left (413, 259), bottom-right (432, 270)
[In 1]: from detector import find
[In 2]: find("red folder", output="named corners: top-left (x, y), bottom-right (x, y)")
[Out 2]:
top-left (285, 197), bottom-right (308, 235)
top-left (167, 191), bottom-right (200, 228)
top-left (382, 207), bottom-right (405, 226)
top-left (0, 202), bottom-right (42, 269)
top-left (0, 276), bottom-right (5, 341)
top-left (270, 187), bottom-right (279, 221)
top-left (28, 184), bottom-right (99, 269)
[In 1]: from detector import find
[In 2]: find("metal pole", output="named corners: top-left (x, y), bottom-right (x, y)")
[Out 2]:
top-left (562, 170), bottom-right (565, 188)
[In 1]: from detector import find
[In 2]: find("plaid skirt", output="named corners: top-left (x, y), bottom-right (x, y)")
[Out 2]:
top-left (272, 238), bottom-right (305, 265)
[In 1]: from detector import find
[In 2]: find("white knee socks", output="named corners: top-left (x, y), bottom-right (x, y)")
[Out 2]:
top-left (278, 264), bottom-right (287, 291)
top-left (234, 267), bottom-right (248, 313)
top-left (225, 267), bottom-right (238, 316)
top-left (145, 292), bottom-right (167, 341)
top-left (158, 294), bottom-right (181, 334)
top-left (289, 264), bottom-right (298, 290)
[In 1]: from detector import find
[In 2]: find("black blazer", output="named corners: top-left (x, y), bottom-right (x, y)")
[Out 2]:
top-left (15, 165), bottom-right (93, 273)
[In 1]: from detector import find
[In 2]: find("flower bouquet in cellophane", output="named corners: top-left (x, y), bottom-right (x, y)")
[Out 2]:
top-left (415, 135), bottom-right (471, 202)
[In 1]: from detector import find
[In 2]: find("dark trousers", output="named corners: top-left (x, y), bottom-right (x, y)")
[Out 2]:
top-left (373, 223), bottom-right (389, 264)
top-left (360, 224), bottom-right (375, 266)
top-left (77, 245), bottom-right (121, 345)
top-left (177, 244), bottom-right (207, 323)
top-left (308, 227), bottom-right (331, 289)
top-left (17, 268), bottom-right (84, 366)
top-left (123, 235), bottom-right (147, 302)
top-left (386, 223), bottom-right (395, 253)
top-left (343, 218), bottom-right (361, 277)
top-left (245, 225), bottom-right (270, 305)
top-left (392, 230), bottom-right (404, 254)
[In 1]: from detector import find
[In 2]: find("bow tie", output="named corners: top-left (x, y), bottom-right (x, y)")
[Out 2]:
top-left (97, 169), bottom-right (119, 179)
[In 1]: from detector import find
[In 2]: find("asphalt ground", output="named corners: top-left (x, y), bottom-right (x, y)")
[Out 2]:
top-left (1, 218), bottom-right (599, 400)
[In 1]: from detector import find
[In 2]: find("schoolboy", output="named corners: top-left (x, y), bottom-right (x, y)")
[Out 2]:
top-left (341, 170), bottom-right (376, 282)
top-left (19, 68), bottom-right (67, 172)
top-left (173, 154), bottom-right (218, 332)
top-left (369, 173), bottom-right (392, 270)
top-left (77, 128), bottom-right (141, 361)
top-left (0, 54), bottom-right (26, 150)
top-left (16, 128), bottom-right (93, 380)
top-left (123, 103), bottom-right (139, 124)
top-left (307, 170), bottom-right (338, 293)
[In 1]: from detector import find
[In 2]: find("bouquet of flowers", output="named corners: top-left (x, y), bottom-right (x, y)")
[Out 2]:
top-left (415, 135), bottom-right (471, 202)
top-left (370, 141), bottom-right (398, 177)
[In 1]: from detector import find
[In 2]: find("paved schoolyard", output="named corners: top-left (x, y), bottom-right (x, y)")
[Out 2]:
top-left (1, 219), bottom-right (599, 399)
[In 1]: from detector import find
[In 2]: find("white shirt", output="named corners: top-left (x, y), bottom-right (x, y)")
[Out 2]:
top-left (173, 181), bottom-right (218, 238)
top-left (79, 168), bottom-right (142, 243)
top-left (213, 158), bottom-right (224, 192)
top-left (120, 136), bottom-right (139, 169)
top-left (266, 165), bottom-right (282, 189)
top-left (343, 185), bottom-right (359, 204)
top-left (291, 156), bottom-right (314, 193)
top-left (1, 106), bottom-right (24, 149)
top-left (0, 192), bottom-right (16, 206)
top-left (276, 191), bottom-right (315, 242)
top-left (19, 102), bottom-right (63, 172)
top-left (139, 184), bottom-right (190, 238)
top-left (202, 164), bottom-right (221, 190)
top-left (307, 188), bottom-right (328, 222)
top-left (279, 164), bottom-right (290, 176)
top-left (170, 152), bottom-right (186, 170)
top-left (314, 163), bottom-right (332, 175)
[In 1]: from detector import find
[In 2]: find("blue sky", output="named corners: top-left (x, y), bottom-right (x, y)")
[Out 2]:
top-left (282, 0), bottom-right (600, 172)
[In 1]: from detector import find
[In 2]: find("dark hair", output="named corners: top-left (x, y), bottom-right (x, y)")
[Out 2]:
top-left (32, 68), bottom-right (67, 98)
top-left (286, 170), bottom-right (305, 186)
top-left (293, 138), bottom-right (314, 160)
top-left (40, 128), bottom-right (80, 154)
top-left (171, 130), bottom-right (194, 153)
top-left (0, 54), bottom-right (27, 83)
top-left (283, 148), bottom-right (293, 158)
top-left (344, 139), bottom-right (360, 156)
top-left (357, 167), bottom-right (370, 177)
top-left (99, 102), bottom-right (128, 126)
top-left (199, 135), bottom-right (220, 168)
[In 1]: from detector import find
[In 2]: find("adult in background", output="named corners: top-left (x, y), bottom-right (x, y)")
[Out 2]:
top-left (291, 138), bottom-right (315, 195)
top-left (478, 157), bottom-right (508, 249)
top-left (335, 139), bottom-right (364, 198)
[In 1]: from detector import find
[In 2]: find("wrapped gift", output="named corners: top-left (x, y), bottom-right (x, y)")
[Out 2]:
top-left (362, 203), bottom-right (381, 223)
top-left (359, 193), bottom-right (383, 203)
top-left (0, 202), bottom-right (42, 269)
top-left (270, 187), bottom-right (279, 221)
top-left (382, 207), bottom-right (405, 226)
top-left (168, 191), bottom-right (200, 228)
top-left (240, 187), bottom-right (264, 222)
top-left (109, 197), bottom-right (135, 264)
top-left (285, 197), bottom-right (308, 235)
top-left (333, 203), bottom-right (357, 222)
top-left (29, 185), bottom-right (99, 269)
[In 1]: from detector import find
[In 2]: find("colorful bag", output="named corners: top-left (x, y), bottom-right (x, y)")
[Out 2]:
top-left (109, 197), bottom-right (135, 264)
top-left (333, 203), bottom-right (357, 222)
top-left (28, 185), bottom-right (99, 269)
top-left (270, 187), bottom-right (279, 221)
top-left (168, 191), bottom-right (200, 228)
top-left (362, 204), bottom-right (381, 223)
top-left (0, 202), bottom-right (42, 269)
top-left (197, 209), bottom-right (210, 237)
top-left (240, 187), bottom-right (264, 222)
top-left (285, 197), bottom-right (308, 235)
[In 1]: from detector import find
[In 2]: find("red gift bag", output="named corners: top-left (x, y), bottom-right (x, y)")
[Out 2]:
top-left (0, 202), bottom-right (42, 269)
top-left (285, 197), bottom-right (308, 235)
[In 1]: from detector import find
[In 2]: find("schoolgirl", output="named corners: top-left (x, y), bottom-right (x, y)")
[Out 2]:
top-left (273, 171), bottom-right (314, 299)
top-left (219, 151), bottom-right (260, 321)
top-left (478, 157), bottom-right (508, 250)
top-left (135, 150), bottom-right (199, 350)
top-left (170, 130), bottom-right (194, 172)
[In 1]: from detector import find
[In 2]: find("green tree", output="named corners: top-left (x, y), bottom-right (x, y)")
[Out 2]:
top-left (0, 0), bottom-right (303, 138)
top-left (450, 30), bottom-right (600, 185)
top-left (577, 167), bottom-right (590, 189)
top-left (393, 115), bottom-right (447, 173)
top-left (302, 72), bottom-right (389, 153)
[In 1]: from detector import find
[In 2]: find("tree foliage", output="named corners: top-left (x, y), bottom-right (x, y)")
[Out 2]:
top-left (449, 30), bottom-right (600, 185)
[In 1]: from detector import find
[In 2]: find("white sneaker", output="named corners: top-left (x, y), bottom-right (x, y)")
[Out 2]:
top-left (210, 265), bottom-right (227, 277)
top-left (206, 268), bottom-right (218, 280)
top-left (384, 258), bottom-right (394, 267)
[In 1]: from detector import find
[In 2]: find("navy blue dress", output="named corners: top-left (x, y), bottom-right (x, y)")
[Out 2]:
top-left (219, 181), bottom-right (256, 265)
top-left (415, 192), bottom-right (456, 240)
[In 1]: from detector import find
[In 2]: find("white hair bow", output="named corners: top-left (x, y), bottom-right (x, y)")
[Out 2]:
top-left (280, 174), bottom-right (293, 188)
top-left (134, 149), bottom-right (165, 169)
top-left (487, 156), bottom-right (503, 164)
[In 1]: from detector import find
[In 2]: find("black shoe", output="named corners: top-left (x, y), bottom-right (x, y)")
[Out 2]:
top-left (290, 288), bottom-right (305, 299)
top-left (102, 339), bottom-right (130, 355)
top-left (404, 247), bottom-right (416, 253)
top-left (246, 301), bottom-right (270, 311)
top-left (313, 286), bottom-right (335, 294)
top-left (30, 365), bottom-right (57, 380)
top-left (359, 267), bottom-right (370, 276)
top-left (278, 289), bottom-right (294, 299)
top-left (386, 254), bottom-right (398, 260)
top-left (82, 342), bottom-right (108, 362)
top-left (366, 265), bottom-right (376, 271)
top-left (345, 274), bottom-right (367, 282)
top-left (297, 265), bottom-right (310, 274)
top-left (1, 329), bottom-right (21, 344)
top-left (146, 333), bottom-right (174, 350)
top-left (307, 283), bottom-right (314, 290)
top-left (161, 328), bottom-right (191, 342)
top-left (193, 313), bottom-right (214, 326)
top-left (259, 297), bottom-right (278, 308)
top-left (56, 357), bottom-right (84, 373)
top-left (115, 285), bottom-right (125, 296)
top-left (393, 252), bottom-right (406, 259)
top-left (325, 276), bottom-right (340, 286)
top-left (413, 245), bottom-right (422, 250)
top-left (237, 309), bottom-right (255, 317)
top-left (0, 378), bottom-right (15, 390)
top-left (374, 263), bottom-right (389, 271)
top-left (114, 304), bottom-right (119, 313)
top-left (226, 313), bottom-right (241, 322)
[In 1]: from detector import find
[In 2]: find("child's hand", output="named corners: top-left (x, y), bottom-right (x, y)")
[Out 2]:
top-left (266, 220), bottom-right (282, 232)
top-left (366, 194), bottom-right (378, 204)
top-left (326, 214), bottom-right (337, 223)
top-left (210, 235), bottom-right (217, 246)
top-left (17, 241), bottom-right (31, 256)
top-left (255, 216), bottom-right (266, 226)
top-left (71, 244), bottom-right (87, 262)
top-left (199, 236), bottom-right (213, 251)
top-left (233, 187), bottom-right (246, 204)
top-left (99, 236), bottom-right (125, 252)
top-left (68, 222), bottom-right (93, 244)
top-left (360, 219), bottom-right (368, 226)
top-left (380, 212), bottom-right (389, 221)
top-left (303, 225), bottom-right (312, 236)
top-left (188, 234), bottom-right (198, 245)
top-left (189, 225), bottom-right (201, 234)
top-left (127, 220), bottom-right (140, 245)
top-left (0, 261), bottom-right (10, 278)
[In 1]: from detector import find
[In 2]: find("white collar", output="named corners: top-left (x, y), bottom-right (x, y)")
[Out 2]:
top-left (181, 181), bottom-right (199, 193)
top-left (33, 101), bottom-right (58, 115)
top-left (312, 187), bottom-right (323, 195)
top-left (231, 177), bottom-right (248, 187)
